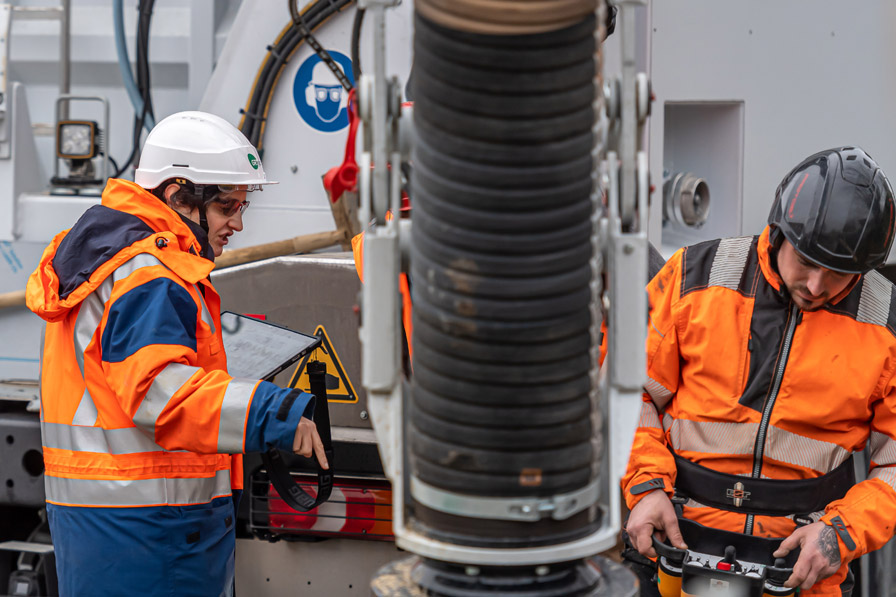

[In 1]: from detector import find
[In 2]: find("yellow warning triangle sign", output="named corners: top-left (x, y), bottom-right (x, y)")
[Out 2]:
top-left (288, 325), bottom-right (358, 403)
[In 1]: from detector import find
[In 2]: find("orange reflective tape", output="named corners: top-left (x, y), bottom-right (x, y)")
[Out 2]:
top-left (42, 445), bottom-right (230, 479)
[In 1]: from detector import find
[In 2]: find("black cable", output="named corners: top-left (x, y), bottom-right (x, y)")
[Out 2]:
top-left (135, 1), bottom-right (153, 142)
top-left (102, 153), bottom-right (120, 175)
top-left (113, 0), bottom-right (155, 179)
top-left (242, 2), bottom-right (314, 144)
top-left (290, 0), bottom-right (352, 91)
top-left (243, 0), bottom-right (339, 139)
top-left (351, 7), bottom-right (364, 80)
top-left (287, 0), bottom-right (300, 26)
top-left (113, 117), bottom-right (141, 179)
top-left (112, 87), bottom-right (145, 179)
top-left (241, 0), bottom-right (353, 149)
top-left (137, 0), bottom-right (155, 122)
top-left (253, 1), bottom-right (331, 118)
top-left (245, 0), bottom-right (352, 147)
top-left (245, 26), bottom-right (302, 146)
top-left (242, 25), bottom-right (301, 145)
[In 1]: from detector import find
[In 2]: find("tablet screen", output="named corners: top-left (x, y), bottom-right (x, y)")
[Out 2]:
top-left (220, 311), bottom-right (321, 381)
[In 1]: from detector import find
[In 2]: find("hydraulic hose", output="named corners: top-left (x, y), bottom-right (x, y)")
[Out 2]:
top-left (409, 6), bottom-right (598, 550)
top-left (351, 7), bottom-right (365, 80)
top-left (239, 0), bottom-right (353, 151)
top-left (113, 0), bottom-right (156, 178)
top-left (113, 0), bottom-right (154, 132)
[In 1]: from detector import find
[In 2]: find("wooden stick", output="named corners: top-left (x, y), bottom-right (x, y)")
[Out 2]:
top-left (0, 229), bottom-right (345, 309)
top-left (214, 228), bottom-right (344, 269)
top-left (0, 289), bottom-right (26, 310)
top-left (328, 190), bottom-right (361, 251)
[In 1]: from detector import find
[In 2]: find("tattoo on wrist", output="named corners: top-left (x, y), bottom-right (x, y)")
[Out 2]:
top-left (817, 526), bottom-right (841, 566)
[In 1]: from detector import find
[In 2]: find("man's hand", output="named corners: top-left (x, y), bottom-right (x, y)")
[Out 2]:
top-left (773, 522), bottom-right (841, 591)
top-left (292, 416), bottom-right (330, 470)
top-left (625, 489), bottom-right (687, 558)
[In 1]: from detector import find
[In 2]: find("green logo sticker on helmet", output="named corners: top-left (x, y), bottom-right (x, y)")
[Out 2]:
top-left (247, 154), bottom-right (259, 170)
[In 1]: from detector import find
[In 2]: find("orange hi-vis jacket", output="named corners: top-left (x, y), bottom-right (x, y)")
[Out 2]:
top-left (27, 179), bottom-right (313, 510)
top-left (351, 230), bottom-right (413, 360)
top-left (623, 228), bottom-right (896, 596)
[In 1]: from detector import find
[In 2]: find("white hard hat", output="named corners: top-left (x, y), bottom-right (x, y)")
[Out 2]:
top-left (134, 111), bottom-right (278, 190)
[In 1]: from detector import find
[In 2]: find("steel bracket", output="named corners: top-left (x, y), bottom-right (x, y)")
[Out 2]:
top-left (411, 476), bottom-right (600, 523)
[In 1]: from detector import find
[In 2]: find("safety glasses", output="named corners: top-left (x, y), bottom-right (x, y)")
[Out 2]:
top-left (209, 197), bottom-right (251, 217)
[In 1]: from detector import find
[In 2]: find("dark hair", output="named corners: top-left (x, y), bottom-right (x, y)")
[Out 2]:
top-left (151, 178), bottom-right (217, 212)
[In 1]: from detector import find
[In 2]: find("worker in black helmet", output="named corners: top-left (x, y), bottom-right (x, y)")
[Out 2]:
top-left (621, 146), bottom-right (896, 596)
top-left (768, 147), bottom-right (895, 282)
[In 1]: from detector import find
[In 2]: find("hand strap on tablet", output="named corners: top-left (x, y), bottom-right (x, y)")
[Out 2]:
top-left (262, 359), bottom-right (334, 512)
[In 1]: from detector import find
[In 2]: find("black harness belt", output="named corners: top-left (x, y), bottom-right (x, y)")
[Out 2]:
top-left (262, 359), bottom-right (334, 512)
top-left (673, 453), bottom-right (855, 517)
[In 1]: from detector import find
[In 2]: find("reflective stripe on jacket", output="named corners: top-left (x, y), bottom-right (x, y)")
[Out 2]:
top-left (27, 179), bottom-right (314, 509)
top-left (622, 227), bottom-right (896, 596)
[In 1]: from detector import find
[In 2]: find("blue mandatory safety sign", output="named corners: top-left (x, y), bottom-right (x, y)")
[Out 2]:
top-left (293, 51), bottom-right (355, 133)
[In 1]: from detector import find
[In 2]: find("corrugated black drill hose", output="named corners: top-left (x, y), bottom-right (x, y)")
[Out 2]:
top-left (413, 197), bottom-right (593, 255)
top-left (414, 134), bottom-right (594, 190)
top-left (413, 161), bottom-right (593, 212)
top-left (414, 113), bottom-right (594, 166)
top-left (413, 11), bottom-right (596, 69)
top-left (413, 312), bottom-right (591, 362)
top-left (412, 220), bottom-right (592, 277)
top-left (411, 248), bottom-right (593, 299)
top-left (411, 376), bottom-right (591, 427)
top-left (409, 10), bottom-right (598, 547)
top-left (413, 66), bottom-right (595, 118)
top-left (413, 359), bottom-right (591, 406)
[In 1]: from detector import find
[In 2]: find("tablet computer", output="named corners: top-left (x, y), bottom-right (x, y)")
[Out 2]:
top-left (220, 311), bottom-right (321, 381)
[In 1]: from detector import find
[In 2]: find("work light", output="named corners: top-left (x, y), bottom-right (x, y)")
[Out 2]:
top-left (56, 120), bottom-right (99, 160)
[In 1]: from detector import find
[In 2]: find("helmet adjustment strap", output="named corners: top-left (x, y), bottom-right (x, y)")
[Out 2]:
top-left (198, 202), bottom-right (209, 233)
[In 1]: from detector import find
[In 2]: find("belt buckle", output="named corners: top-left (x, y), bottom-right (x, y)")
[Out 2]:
top-left (726, 481), bottom-right (751, 507)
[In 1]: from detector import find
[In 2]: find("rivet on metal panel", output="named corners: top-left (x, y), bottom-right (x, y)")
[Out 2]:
top-left (360, 410), bottom-right (369, 420)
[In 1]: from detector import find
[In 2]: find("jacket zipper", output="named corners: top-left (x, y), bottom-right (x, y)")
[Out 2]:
top-left (744, 302), bottom-right (800, 535)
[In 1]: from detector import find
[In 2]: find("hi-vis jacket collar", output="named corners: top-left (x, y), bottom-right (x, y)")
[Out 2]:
top-left (756, 226), bottom-right (859, 306)
top-left (27, 179), bottom-right (214, 323)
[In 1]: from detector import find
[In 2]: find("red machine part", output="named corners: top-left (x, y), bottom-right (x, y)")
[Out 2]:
top-left (322, 89), bottom-right (359, 204)
top-left (266, 476), bottom-right (394, 541)
top-left (323, 94), bottom-right (413, 213)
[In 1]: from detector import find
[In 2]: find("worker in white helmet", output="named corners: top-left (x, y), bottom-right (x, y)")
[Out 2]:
top-left (26, 111), bottom-right (328, 596)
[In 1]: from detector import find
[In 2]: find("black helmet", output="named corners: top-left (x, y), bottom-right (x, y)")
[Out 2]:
top-left (768, 146), bottom-right (896, 274)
